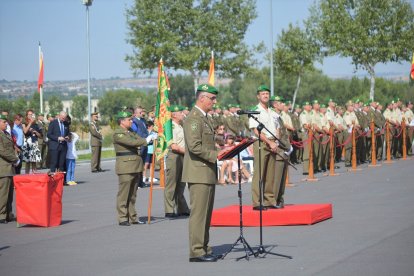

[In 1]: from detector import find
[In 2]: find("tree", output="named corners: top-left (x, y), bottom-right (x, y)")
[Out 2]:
top-left (307, 0), bottom-right (414, 100)
top-left (98, 89), bottom-right (155, 119)
top-left (12, 97), bottom-right (28, 116)
top-left (71, 95), bottom-right (88, 122)
top-left (0, 99), bottom-right (11, 113)
top-left (168, 74), bottom-right (195, 107)
top-left (28, 92), bottom-right (41, 113)
top-left (126, 0), bottom-right (257, 90)
top-left (47, 95), bottom-right (63, 115)
top-left (274, 23), bottom-right (321, 107)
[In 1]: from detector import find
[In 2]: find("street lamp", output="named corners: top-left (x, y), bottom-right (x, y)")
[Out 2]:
top-left (82, 0), bottom-right (92, 151)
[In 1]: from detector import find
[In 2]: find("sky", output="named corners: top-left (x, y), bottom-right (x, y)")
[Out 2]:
top-left (0, 0), bottom-right (412, 82)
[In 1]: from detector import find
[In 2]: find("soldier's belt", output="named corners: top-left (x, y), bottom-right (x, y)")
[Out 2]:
top-left (116, 152), bottom-right (138, 157)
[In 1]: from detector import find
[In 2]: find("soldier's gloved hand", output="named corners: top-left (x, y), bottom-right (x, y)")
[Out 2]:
top-left (284, 145), bottom-right (294, 156)
top-left (14, 159), bottom-right (21, 167)
top-left (146, 135), bottom-right (153, 143)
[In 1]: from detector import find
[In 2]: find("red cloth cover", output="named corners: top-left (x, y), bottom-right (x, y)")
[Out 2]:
top-left (13, 173), bottom-right (64, 227)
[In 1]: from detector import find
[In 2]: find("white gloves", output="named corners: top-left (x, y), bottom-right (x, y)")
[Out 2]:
top-left (146, 133), bottom-right (158, 143)
top-left (284, 145), bottom-right (294, 156)
top-left (14, 159), bottom-right (21, 167)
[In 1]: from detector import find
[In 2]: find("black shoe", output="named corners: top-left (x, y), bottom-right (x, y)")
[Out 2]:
top-left (334, 166), bottom-right (340, 169)
top-left (119, 221), bottom-right (130, 226)
top-left (189, 254), bottom-right (218, 262)
top-left (302, 172), bottom-right (309, 175)
top-left (131, 220), bottom-right (145, 225)
top-left (264, 205), bottom-right (278, 209)
top-left (345, 164), bottom-right (351, 167)
top-left (178, 212), bottom-right (190, 217)
top-left (253, 206), bottom-right (268, 211)
top-left (165, 213), bottom-right (178, 218)
top-left (276, 202), bottom-right (285, 209)
top-left (92, 170), bottom-right (99, 173)
top-left (97, 169), bottom-right (105, 172)
top-left (0, 219), bottom-right (8, 224)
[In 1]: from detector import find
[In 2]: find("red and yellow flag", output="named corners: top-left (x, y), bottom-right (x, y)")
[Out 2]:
top-left (410, 52), bottom-right (414, 84)
top-left (208, 51), bottom-right (215, 86)
top-left (38, 43), bottom-right (44, 93)
top-left (155, 59), bottom-right (173, 161)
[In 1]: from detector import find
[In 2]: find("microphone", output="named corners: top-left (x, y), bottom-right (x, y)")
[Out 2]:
top-left (236, 110), bottom-right (260, 115)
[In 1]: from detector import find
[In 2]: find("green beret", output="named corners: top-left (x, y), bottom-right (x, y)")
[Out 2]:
top-left (302, 101), bottom-right (311, 107)
top-left (257, 85), bottom-right (270, 93)
top-left (320, 104), bottom-right (327, 108)
top-left (270, 95), bottom-right (283, 102)
top-left (227, 103), bottom-right (234, 108)
top-left (355, 98), bottom-right (360, 103)
top-left (394, 97), bottom-right (400, 102)
top-left (47, 114), bottom-right (53, 118)
top-left (197, 84), bottom-right (218, 94)
top-left (295, 104), bottom-right (301, 109)
top-left (328, 98), bottom-right (335, 103)
top-left (312, 100), bottom-right (319, 105)
top-left (116, 111), bottom-right (132, 119)
top-left (285, 100), bottom-right (292, 105)
top-left (169, 104), bottom-right (184, 112)
top-left (213, 104), bottom-right (221, 109)
top-left (0, 114), bottom-right (7, 120)
top-left (235, 104), bottom-right (241, 108)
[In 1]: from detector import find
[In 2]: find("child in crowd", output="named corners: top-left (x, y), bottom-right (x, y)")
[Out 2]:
top-left (66, 131), bottom-right (79, 186)
top-left (143, 121), bottom-right (157, 183)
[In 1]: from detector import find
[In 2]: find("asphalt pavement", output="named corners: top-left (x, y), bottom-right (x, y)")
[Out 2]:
top-left (1, 157), bottom-right (414, 276)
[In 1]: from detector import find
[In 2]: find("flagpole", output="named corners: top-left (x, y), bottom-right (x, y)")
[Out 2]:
top-left (38, 42), bottom-right (44, 114)
top-left (270, 0), bottom-right (274, 97)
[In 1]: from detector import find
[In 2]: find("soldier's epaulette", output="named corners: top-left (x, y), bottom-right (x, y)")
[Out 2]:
top-left (310, 111), bottom-right (314, 115)
top-left (252, 105), bottom-right (259, 111)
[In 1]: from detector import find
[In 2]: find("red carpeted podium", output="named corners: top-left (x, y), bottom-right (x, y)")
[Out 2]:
top-left (211, 204), bottom-right (332, 227)
top-left (13, 173), bottom-right (64, 227)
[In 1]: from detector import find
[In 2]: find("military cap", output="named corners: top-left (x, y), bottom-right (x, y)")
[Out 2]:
top-left (346, 100), bottom-right (354, 106)
top-left (169, 104), bottom-right (184, 112)
top-left (320, 104), bottom-right (327, 108)
top-left (213, 104), bottom-right (221, 109)
top-left (197, 84), bottom-right (218, 94)
top-left (116, 111), bottom-right (133, 119)
top-left (0, 114), bottom-right (7, 120)
top-left (312, 99), bottom-right (319, 105)
top-left (394, 97), bottom-right (400, 102)
top-left (328, 98), bottom-right (335, 103)
top-left (303, 101), bottom-right (311, 106)
top-left (270, 95), bottom-right (284, 102)
top-left (355, 98), bottom-right (360, 103)
top-left (235, 104), bottom-right (241, 108)
top-left (227, 103), bottom-right (234, 108)
top-left (257, 85), bottom-right (270, 93)
top-left (285, 100), bottom-right (292, 105)
top-left (294, 104), bottom-right (301, 109)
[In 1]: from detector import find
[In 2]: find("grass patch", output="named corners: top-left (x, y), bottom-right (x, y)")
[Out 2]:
top-left (78, 149), bottom-right (115, 161)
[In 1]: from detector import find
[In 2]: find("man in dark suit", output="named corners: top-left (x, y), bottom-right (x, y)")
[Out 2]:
top-left (47, 111), bottom-right (69, 172)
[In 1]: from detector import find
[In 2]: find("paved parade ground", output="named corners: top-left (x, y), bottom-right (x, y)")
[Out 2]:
top-left (1, 158), bottom-right (414, 276)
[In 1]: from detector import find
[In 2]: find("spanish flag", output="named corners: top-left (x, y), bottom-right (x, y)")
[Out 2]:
top-left (410, 52), bottom-right (414, 85)
top-left (38, 43), bottom-right (44, 93)
top-left (208, 51), bottom-right (215, 86)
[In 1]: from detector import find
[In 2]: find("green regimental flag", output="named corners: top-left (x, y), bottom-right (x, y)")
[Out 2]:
top-left (155, 59), bottom-right (173, 161)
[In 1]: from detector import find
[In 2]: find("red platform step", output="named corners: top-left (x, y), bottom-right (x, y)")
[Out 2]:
top-left (211, 204), bottom-right (332, 227)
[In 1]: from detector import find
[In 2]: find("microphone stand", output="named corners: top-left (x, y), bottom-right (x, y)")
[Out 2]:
top-left (247, 113), bottom-right (293, 260)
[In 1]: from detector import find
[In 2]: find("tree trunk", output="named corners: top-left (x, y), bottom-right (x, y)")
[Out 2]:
top-left (368, 65), bottom-right (376, 100)
top-left (191, 71), bottom-right (199, 95)
top-left (292, 74), bottom-right (301, 110)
